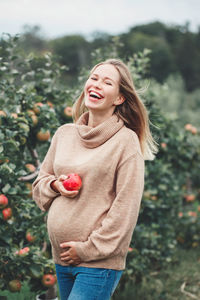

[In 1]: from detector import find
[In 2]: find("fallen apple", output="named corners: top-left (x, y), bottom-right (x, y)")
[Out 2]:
top-left (0, 194), bottom-right (8, 209)
top-left (62, 173), bottom-right (82, 191)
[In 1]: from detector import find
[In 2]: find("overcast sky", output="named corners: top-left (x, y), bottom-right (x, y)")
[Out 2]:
top-left (0, 0), bottom-right (199, 39)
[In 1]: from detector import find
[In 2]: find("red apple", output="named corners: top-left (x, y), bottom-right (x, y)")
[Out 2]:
top-left (62, 173), bottom-right (82, 191)
top-left (63, 106), bottom-right (73, 120)
top-left (16, 247), bottom-right (30, 256)
top-left (0, 194), bottom-right (8, 209)
top-left (42, 274), bottom-right (57, 287)
top-left (33, 102), bottom-right (44, 114)
top-left (26, 231), bottom-right (36, 243)
top-left (8, 279), bottom-right (21, 292)
top-left (25, 163), bottom-right (36, 173)
top-left (185, 194), bottom-right (195, 202)
top-left (47, 101), bottom-right (54, 108)
top-left (36, 130), bottom-right (50, 142)
top-left (2, 207), bottom-right (12, 220)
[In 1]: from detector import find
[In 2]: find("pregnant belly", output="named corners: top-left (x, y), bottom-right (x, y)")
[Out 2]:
top-left (47, 196), bottom-right (104, 247)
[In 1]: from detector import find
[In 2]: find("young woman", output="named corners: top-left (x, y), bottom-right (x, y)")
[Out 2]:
top-left (32, 59), bottom-right (158, 300)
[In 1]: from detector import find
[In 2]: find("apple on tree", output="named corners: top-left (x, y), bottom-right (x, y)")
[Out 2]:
top-left (62, 173), bottom-right (82, 191)
top-left (25, 163), bottom-right (36, 173)
top-left (15, 247), bottom-right (30, 256)
top-left (2, 207), bottom-right (12, 220)
top-left (33, 102), bottom-right (44, 115)
top-left (63, 106), bottom-right (73, 121)
top-left (26, 231), bottom-right (36, 243)
top-left (0, 194), bottom-right (8, 209)
top-left (8, 279), bottom-right (21, 292)
top-left (42, 274), bottom-right (57, 288)
top-left (36, 130), bottom-right (51, 142)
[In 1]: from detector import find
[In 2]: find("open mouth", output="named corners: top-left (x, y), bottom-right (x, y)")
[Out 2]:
top-left (89, 91), bottom-right (104, 100)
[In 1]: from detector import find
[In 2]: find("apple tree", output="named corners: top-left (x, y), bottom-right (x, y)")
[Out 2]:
top-left (0, 34), bottom-right (73, 296)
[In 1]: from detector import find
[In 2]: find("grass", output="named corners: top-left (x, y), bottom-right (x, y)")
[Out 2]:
top-left (113, 247), bottom-right (200, 300)
top-left (1, 248), bottom-right (199, 300)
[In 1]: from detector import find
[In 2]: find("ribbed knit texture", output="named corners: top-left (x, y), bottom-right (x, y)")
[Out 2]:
top-left (32, 112), bottom-right (144, 270)
top-left (76, 112), bottom-right (124, 148)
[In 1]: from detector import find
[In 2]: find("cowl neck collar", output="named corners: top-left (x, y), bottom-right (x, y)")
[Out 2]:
top-left (75, 111), bottom-right (124, 148)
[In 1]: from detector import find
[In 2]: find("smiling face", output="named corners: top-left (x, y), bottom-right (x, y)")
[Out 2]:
top-left (84, 64), bottom-right (124, 116)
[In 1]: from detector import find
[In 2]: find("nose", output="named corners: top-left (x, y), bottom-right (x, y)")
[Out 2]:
top-left (93, 79), bottom-right (102, 89)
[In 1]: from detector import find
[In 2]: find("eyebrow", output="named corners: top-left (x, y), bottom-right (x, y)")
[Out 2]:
top-left (92, 73), bottom-right (115, 82)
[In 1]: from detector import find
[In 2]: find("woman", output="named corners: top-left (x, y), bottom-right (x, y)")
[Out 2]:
top-left (32, 59), bottom-right (158, 300)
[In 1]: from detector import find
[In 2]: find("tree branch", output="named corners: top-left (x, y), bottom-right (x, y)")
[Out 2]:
top-left (18, 147), bottom-right (41, 181)
top-left (180, 282), bottom-right (198, 299)
top-left (18, 169), bottom-right (40, 181)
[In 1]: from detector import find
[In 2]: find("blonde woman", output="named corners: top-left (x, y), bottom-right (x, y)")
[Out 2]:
top-left (32, 59), bottom-right (157, 300)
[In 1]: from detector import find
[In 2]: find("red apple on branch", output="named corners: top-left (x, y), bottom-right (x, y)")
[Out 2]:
top-left (8, 279), bottom-right (21, 292)
top-left (26, 231), bottom-right (36, 243)
top-left (63, 106), bottom-right (73, 121)
top-left (25, 163), bottom-right (36, 173)
top-left (0, 194), bottom-right (8, 209)
top-left (42, 274), bottom-right (57, 287)
top-left (2, 207), bottom-right (12, 220)
top-left (16, 247), bottom-right (30, 256)
top-left (62, 173), bottom-right (82, 191)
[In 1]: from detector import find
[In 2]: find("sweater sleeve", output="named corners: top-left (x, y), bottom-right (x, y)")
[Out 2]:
top-left (32, 131), bottom-right (60, 211)
top-left (75, 151), bottom-right (144, 262)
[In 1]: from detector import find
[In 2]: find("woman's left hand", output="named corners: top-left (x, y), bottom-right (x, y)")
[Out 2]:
top-left (60, 241), bottom-right (82, 265)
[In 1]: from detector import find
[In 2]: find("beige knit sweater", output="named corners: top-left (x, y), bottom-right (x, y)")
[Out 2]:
top-left (32, 112), bottom-right (144, 270)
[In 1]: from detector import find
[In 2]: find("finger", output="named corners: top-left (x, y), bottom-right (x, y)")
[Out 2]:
top-left (58, 183), bottom-right (79, 197)
top-left (61, 256), bottom-right (73, 263)
top-left (60, 255), bottom-right (71, 261)
top-left (60, 251), bottom-right (70, 257)
top-left (66, 191), bottom-right (79, 198)
top-left (58, 175), bottom-right (69, 181)
top-left (57, 181), bottom-right (69, 193)
top-left (60, 241), bottom-right (75, 248)
top-left (68, 260), bottom-right (74, 265)
top-left (60, 247), bottom-right (70, 253)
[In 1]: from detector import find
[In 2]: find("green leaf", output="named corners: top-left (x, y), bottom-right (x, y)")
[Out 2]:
top-left (29, 264), bottom-right (42, 278)
top-left (2, 183), bottom-right (11, 193)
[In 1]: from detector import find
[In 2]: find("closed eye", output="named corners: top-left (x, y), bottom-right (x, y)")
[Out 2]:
top-left (105, 82), bottom-right (112, 85)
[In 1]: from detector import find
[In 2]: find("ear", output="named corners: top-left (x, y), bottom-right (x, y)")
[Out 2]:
top-left (114, 94), bottom-right (125, 106)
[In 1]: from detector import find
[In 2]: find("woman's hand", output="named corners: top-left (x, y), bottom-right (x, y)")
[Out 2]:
top-left (51, 175), bottom-right (79, 198)
top-left (60, 241), bottom-right (82, 265)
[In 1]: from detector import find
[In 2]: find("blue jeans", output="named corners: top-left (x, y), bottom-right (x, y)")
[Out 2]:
top-left (55, 264), bottom-right (123, 300)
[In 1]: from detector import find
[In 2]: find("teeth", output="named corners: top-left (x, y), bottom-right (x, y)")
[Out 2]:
top-left (89, 91), bottom-right (102, 99)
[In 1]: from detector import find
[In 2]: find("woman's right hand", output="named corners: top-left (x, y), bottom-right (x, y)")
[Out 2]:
top-left (51, 175), bottom-right (79, 198)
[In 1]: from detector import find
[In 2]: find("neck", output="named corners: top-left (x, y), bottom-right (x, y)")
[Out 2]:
top-left (88, 110), bottom-right (115, 128)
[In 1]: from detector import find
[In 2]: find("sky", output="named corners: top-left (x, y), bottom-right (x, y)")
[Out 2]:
top-left (0, 0), bottom-right (199, 40)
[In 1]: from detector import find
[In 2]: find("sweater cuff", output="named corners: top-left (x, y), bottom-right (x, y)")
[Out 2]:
top-left (48, 178), bottom-right (60, 197)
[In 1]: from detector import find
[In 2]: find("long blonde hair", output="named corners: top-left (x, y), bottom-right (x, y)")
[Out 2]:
top-left (73, 59), bottom-right (158, 160)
